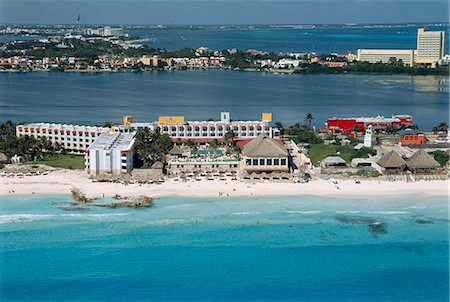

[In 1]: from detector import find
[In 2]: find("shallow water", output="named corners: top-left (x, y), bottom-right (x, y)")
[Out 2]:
top-left (129, 25), bottom-right (450, 53)
top-left (0, 194), bottom-right (448, 301)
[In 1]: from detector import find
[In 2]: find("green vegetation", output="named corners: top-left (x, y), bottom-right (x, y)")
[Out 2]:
top-left (308, 143), bottom-right (376, 166)
top-left (134, 128), bottom-right (173, 168)
top-left (223, 130), bottom-right (241, 156)
top-left (29, 154), bottom-right (85, 169)
top-left (294, 62), bottom-right (449, 75)
top-left (0, 120), bottom-right (63, 161)
top-left (280, 113), bottom-right (377, 167)
top-left (432, 122), bottom-right (448, 133)
top-left (283, 114), bottom-right (322, 144)
top-left (346, 169), bottom-right (381, 178)
top-left (429, 150), bottom-right (449, 167)
top-left (2, 37), bottom-right (449, 75)
top-left (209, 139), bottom-right (222, 150)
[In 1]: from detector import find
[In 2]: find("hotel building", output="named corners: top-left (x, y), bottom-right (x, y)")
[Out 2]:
top-left (416, 28), bottom-right (446, 65)
top-left (119, 112), bottom-right (279, 142)
top-left (16, 123), bottom-right (110, 152)
top-left (357, 28), bottom-right (446, 67)
top-left (16, 112), bottom-right (278, 153)
top-left (326, 115), bottom-right (414, 133)
top-left (85, 133), bottom-right (135, 175)
top-left (356, 49), bottom-right (415, 66)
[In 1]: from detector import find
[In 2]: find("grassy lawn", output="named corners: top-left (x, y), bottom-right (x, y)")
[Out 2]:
top-left (28, 154), bottom-right (85, 170)
top-left (308, 143), bottom-right (375, 166)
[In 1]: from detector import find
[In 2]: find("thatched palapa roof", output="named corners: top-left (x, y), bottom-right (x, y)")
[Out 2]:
top-left (169, 145), bottom-right (183, 156)
top-left (406, 149), bottom-right (440, 170)
top-left (377, 151), bottom-right (406, 169)
top-left (242, 134), bottom-right (288, 158)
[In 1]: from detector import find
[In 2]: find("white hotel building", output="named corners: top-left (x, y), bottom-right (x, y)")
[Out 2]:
top-left (16, 123), bottom-right (110, 152)
top-left (416, 28), bottom-right (446, 65)
top-left (120, 112), bottom-right (279, 141)
top-left (357, 28), bottom-right (446, 67)
top-left (356, 49), bottom-right (416, 66)
top-left (85, 133), bottom-right (135, 175)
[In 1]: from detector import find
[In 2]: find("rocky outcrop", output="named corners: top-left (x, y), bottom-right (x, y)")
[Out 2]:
top-left (94, 196), bottom-right (153, 208)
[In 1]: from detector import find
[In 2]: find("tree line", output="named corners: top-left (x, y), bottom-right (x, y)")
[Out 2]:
top-left (0, 121), bottom-right (64, 161)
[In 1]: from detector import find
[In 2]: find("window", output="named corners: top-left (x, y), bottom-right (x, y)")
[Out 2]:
top-left (267, 159), bottom-right (272, 166)
top-left (246, 159), bottom-right (251, 165)
top-left (281, 158), bottom-right (287, 166)
top-left (274, 159), bottom-right (280, 165)
top-left (259, 159), bottom-right (265, 166)
top-left (252, 159), bottom-right (258, 166)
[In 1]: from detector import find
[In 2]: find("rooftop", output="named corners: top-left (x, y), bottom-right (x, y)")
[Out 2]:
top-left (242, 134), bottom-right (288, 158)
top-left (88, 133), bottom-right (135, 151)
top-left (19, 122), bottom-right (109, 132)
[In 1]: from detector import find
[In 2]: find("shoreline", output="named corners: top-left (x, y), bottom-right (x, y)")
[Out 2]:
top-left (1, 68), bottom-right (448, 76)
top-left (1, 169), bottom-right (448, 199)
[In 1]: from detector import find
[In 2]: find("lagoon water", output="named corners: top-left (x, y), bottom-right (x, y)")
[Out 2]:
top-left (1, 71), bottom-right (448, 129)
top-left (1, 194), bottom-right (448, 301)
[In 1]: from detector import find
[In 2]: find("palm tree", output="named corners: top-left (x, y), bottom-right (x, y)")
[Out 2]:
top-left (434, 122), bottom-right (448, 133)
top-left (186, 139), bottom-right (197, 151)
top-left (224, 130), bottom-right (237, 147)
top-left (209, 139), bottom-right (222, 150)
top-left (304, 113), bottom-right (314, 128)
top-left (274, 121), bottom-right (284, 132)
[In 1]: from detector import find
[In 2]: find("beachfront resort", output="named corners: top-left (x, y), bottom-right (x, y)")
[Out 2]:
top-left (3, 111), bottom-right (447, 189)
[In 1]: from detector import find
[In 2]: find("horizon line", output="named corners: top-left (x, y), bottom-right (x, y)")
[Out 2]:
top-left (1, 21), bottom-right (449, 26)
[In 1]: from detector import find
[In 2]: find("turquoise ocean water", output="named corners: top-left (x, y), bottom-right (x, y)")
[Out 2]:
top-left (128, 25), bottom-right (450, 53)
top-left (1, 194), bottom-right (448, 301)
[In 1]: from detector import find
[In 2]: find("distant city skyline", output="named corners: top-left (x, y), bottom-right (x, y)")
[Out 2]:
top-left (1, 0), bottom-right (449, 25)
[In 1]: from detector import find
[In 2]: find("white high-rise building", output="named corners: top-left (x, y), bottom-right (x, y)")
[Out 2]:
top-left (416, 28), bottom-right (446, 65)
top-left (85, 133), bottom-right (135, 175)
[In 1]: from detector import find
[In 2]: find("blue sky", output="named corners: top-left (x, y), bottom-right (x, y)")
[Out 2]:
top-left (1, 0), bottom-right (449, 25)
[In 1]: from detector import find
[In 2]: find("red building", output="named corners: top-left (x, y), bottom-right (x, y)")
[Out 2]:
top-left (326, 115), bottom-right (414, 133)
top-left (402, 133), bottom-right (426, 145)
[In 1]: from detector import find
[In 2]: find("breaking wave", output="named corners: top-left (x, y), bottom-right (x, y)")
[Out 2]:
top-left (0, 214), bottom-right (55, 224)
top-left (285, 210), bottom-right (322, 214)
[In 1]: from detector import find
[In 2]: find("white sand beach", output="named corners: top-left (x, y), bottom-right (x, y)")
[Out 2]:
top-left (0, 169), bottom-right (448, 199)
